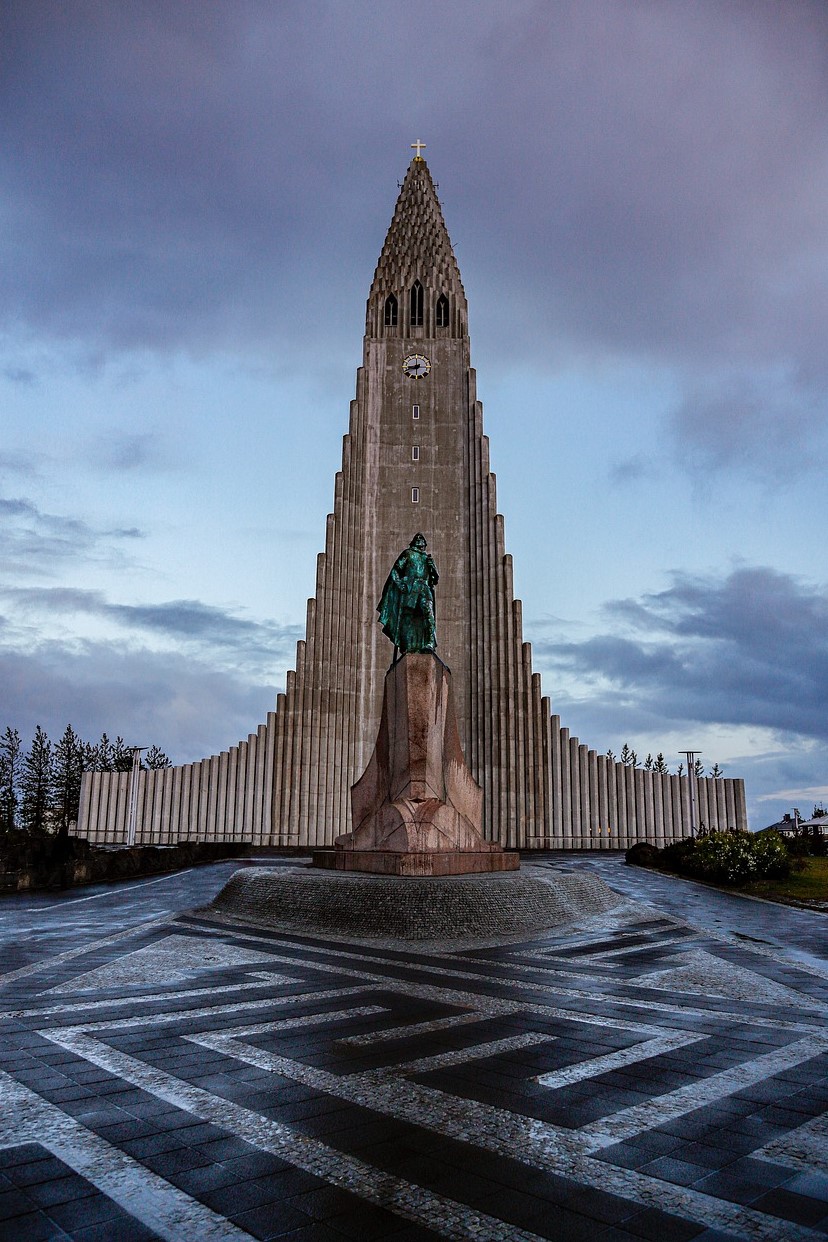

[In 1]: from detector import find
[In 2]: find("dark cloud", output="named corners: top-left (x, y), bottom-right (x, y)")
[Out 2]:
top-left (0, 495), bottom-right (143, 576)
top-left (608, 454), bottom-right (658, 485)
top-left (3, 1), bottom-right (826, 375)
top-left (671, 373), bottom-right (828, 479)
top-left (0, 452), bottom-right (38, 478)
top-left (92, 432), bottom-right (172, 473)
top-left (2, 366), bottom-right (35, 385)
top-left (0, 585), bottom-right (302, 673)
top-left (0, 642), bottom-right (277, 764)
top-left (535, 566), bottom-right (828, 742)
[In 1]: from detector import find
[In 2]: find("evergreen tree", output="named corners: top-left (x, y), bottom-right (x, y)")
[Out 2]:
top-left (643, 754), bottom-right (653, 771)
top-left (20, 726), bottom-right (53, 833)
top-left (653, 752), bottom-right (668, 774)
top-left (93, 732), bottom-right (115, 771)
top-left (620, 743), bottom-right (632, 766)
top-left (0, 727), bottom-right (22, 831)
top-left (112, 736), bottom-right (133, 772)
top-left (605, 749), bottom-right (616, 763)
top-left (693, 758), bottom-right (705, 777)
top-left (51, 724), bottom-right (86, 835)
top-left (676, 762), bottom-right (685, 776)
top-left (709, 762), bottom-right (724, 778)
top-left (144, 745), bottom-right (172, 770)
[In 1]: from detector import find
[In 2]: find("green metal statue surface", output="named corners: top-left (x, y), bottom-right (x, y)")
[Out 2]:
top-left (377, 533), bottom-right (439, 655)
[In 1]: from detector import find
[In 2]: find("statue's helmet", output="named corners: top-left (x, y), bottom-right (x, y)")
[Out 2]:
top-left (410, 532), bottom-right (427, 549)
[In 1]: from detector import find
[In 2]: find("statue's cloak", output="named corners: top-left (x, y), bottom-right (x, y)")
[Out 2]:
top-left (377, 556), bottom-right (406, 645)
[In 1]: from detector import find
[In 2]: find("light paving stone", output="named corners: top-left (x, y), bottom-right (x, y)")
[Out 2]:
top-left (46, 934), bottom-right (299, 993)
top-left (628, 948), bottom-right (828, 1009)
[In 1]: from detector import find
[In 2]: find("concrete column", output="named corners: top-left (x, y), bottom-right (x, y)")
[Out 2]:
top-left (625, 766), bottom-right (637, 841)
top-left (597, 755), bottom-right (609, 846)
top-left (243, 734), bottom-right (257, 843)
top-left (217, 752), bottom-right (229, 839)
top-left (651, 771), bottom-right (664, 847)
top-left (640, 765), bottom-right (650, 844)
top-left (570, 737), bottom-right (582, 846)
top-left (660, 773), bottom-right (673, 841)
top-left (724, 779), bottom-right (736, 832)
top-left (104, 772), bottom-right (118, 843)
top-left (254, 722), bottom-right (268, 844)
top-left (561, 725), bottom-right (573, 844)
top-left (734, 779), bottom-right (748, 831)
top-left (150, 769), bottom-right (164, 843)
top-left (226, 747), bottom-right (238, 836)
top-left (615, 760), bottom-right (628, 849)
top-left (587, 749), bottom-right (599, 845)
top-left (579, 744), bottom-right (591, 846)
top-left (170, 764), bottom-right (183, 842)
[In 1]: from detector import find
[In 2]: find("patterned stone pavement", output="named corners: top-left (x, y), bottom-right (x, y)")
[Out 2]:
top-left (1, 855), bottom-right (827, 1241)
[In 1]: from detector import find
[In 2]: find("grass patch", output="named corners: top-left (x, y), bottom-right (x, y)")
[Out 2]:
top-left (742, 856), bottom-right (828, 905)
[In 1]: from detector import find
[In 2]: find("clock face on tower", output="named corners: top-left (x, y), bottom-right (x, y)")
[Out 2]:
top-left (402, 353), bottom-right (431, 379)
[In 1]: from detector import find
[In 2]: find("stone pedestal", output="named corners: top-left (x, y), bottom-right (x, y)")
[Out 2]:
top-left (314, 653), bottom-right (517, 875)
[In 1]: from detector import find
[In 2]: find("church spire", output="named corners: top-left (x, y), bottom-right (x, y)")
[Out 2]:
top-left (366, 156), bottom-right (467, 338)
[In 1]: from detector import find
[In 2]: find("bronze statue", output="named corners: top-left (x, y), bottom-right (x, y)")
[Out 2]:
top-left (377, 533), bottom-right (439, 655)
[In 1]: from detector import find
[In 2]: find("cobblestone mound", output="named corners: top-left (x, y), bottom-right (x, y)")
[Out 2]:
top-left (209, 866), bottom-right (622, 943)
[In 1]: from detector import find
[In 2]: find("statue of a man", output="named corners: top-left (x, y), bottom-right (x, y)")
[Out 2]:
top-left (377, 533), bottom-right (439, 655)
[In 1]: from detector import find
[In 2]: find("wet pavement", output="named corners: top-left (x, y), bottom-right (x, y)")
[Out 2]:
top-left (0, 853), bottom-right (826, 1241)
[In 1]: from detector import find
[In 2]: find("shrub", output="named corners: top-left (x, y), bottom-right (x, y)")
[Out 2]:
top-left (625, 842), bottom-right (661, 868)
top-left (675, 829), bottom-right (789, 886)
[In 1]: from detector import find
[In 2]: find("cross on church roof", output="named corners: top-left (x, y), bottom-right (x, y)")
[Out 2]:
top-left (410, 139), bottom-right (426, 160)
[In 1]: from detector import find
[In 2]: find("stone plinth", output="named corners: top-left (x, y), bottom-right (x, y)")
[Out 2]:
top-left (320, 652), bottom-right (517, 875)
top-left (210, 867), bottom-right (621, 945)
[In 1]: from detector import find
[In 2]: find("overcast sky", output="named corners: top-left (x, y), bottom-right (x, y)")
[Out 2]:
top-left (2, 0), bottom-right (826, 827)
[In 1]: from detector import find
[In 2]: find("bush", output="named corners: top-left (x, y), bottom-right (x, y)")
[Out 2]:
top-left (675, 829), bottom-right (789, 886)
top-left (625, 842), bottom-right (661, 868)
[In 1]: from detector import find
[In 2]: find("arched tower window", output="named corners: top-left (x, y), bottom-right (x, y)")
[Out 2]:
top-left (436, 294), bottom-right (449, 328)
top-left (410, 281), bottom-right (423, 327)
top-left (384, 294), bottom-right (398, 327)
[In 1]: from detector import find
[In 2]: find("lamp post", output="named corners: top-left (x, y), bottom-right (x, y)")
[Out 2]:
top-left (680, 751), bottom-right (702, 837)
top-left (126, 746), bottom-right (147, 847)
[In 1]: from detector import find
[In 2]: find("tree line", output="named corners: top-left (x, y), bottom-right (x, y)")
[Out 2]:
top-left (0, 725), bottom-right (171, 836)
top-left (607, 745), bottom-right (724, 778)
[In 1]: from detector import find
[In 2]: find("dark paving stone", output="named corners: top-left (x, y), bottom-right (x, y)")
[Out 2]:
top-left (620, 1206), bottom-right (704, 1240)
top-left (0, 1186), bottom-right (36, 1220)
top-left (230, 1198), bottom-right (316, 1238)
top-left (0, 1209), bottom-right (70, 1240)
top-left (324, 1200), bottom-right (421, 1238)
top-left (751, 1185), bottom-right (828, 1226)
top-left (71, 1220), bottom-right (161, 1241)
top-left (47, 1192), bottom-right (128, 1230)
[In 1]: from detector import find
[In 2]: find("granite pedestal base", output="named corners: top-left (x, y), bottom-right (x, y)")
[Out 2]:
top-left (210, 865), bottom-right (620, 943)
top-left (330, 652), bottom-right (516, 877)
top-left (312, 847), bottom-right (518, 875)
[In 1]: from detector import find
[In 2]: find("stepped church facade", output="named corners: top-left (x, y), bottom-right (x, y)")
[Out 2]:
top-left (76, 155), bottom-right (747, 849)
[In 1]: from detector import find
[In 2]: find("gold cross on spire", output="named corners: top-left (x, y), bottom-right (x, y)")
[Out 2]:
top-left (410, 139), bottom-right (426, 160)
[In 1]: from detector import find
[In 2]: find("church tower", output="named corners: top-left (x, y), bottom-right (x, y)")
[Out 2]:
top-left (76, 153), bottom-right (748, 847)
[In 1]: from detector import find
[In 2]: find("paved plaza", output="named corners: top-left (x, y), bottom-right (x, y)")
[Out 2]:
top-left (0, 855), bottom-right (827, 1241)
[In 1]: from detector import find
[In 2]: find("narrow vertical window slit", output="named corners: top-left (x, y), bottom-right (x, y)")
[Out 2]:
top-left (410, 281), bottom-right (423, 327)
